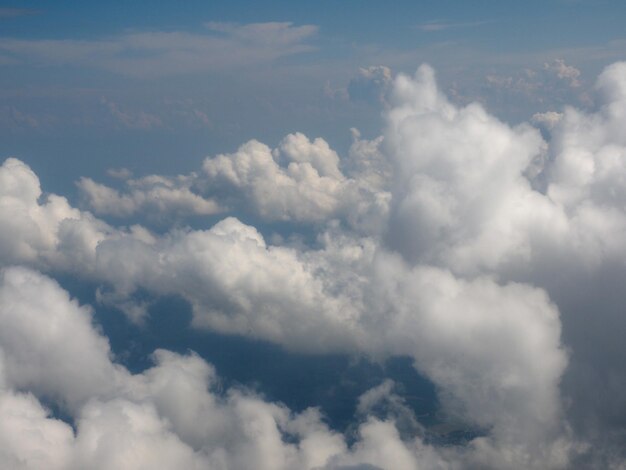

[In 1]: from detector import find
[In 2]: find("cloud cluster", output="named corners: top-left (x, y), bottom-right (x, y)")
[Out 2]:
top-left (484, 58), bottom-right (590, 112)
top-left (80, 131), bottom-right (390, 230)
top-left (0, 266), bottom-right (458, 470)
top-left (0, 161), bottom-right (572, 468)
top-left (77, 173), bottom-right (221, 220)
top-left (4, 61), bottom-right (626, 467)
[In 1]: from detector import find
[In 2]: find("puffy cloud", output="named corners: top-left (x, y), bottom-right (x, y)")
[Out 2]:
top-left (0, 267), bottom-right (464, 470)
top-left (201, 136), bottom-right (348, 223)
top-left (77, 174), bottom-right (221, 220)
top-left (532, 111), bottom-right (563, 130)
top-left (92, 217), bottom-right (364, 351)
top-left (385, 65), bottom-right (564, 274)
top-left (366, 255), bottom-right (571, 467)
top-left (6, 61), bottom-right (626, 467)
top-left (79, 131), bottom-right (389, 229)
top-left (0, 387), bottom-right (74, 470)
top-left (0, 267), bottom-right (126, 411)
top-left (0, 159), bottom-right (572, 467)
top-left (0, 158), bottom-right (110, 269)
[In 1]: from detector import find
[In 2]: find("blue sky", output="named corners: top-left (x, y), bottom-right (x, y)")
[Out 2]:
top-left (2, 2), bottom-right (626, 468)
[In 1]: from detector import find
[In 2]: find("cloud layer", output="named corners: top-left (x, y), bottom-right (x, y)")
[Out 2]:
top-left (3, 61), bottom-right (626, 467)
top-left (0, 22), bottom-right (317, 78)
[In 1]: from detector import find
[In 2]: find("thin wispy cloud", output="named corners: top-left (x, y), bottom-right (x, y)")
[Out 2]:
top-left (0, 21), bottom-right (317, 77)
top-left (416, 19), bottom-right (492, 32)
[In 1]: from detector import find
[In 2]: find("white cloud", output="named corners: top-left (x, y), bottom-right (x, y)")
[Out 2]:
top-left (0, 155), bottom-right (573, 466)
top-left (386, 65), bottom-right (564, 274)
top-left (202, 136), bottom-right (351, 223)
top-left (6, 61), bottom-right (626, 466)
top-left (0, 158), bottom-right (104, 268)
top-left (0, 267), bottom-right (127, 411)
top-left (78, 131), bottom-right (389, 228)
top-left (77, 174), bottom-right (221, 220)
top-left (0, 267), bottom-right (469, 470)
top-left (0, 388), bottom-right (74, 470)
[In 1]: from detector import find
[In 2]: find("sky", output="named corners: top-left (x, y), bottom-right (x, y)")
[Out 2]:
top-left (2, 1), bottom-right (626, 469)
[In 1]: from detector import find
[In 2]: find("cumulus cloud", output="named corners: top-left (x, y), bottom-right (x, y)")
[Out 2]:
top-left (0, 267), bottom-right (466, 470)
top-left (386, 65), bottom-right (562, 274)
top-left (202, 134), bottom-right (352, 223)
top-left (79, 131), bottom-right (389, 230)
top-left (0, 157), bottom-right (113, 270)
top-left (77, 173), bottom-right (221, 220)
top-left (6, 61), bottom-right (626, 467)
top-left (0, 154), bottom-right (571, 466)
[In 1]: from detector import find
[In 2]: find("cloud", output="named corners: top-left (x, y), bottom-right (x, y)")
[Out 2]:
top-left (386, 64), bottom-right (560, 273)
top-left (204, 21), bottom-right (317, 48)
top-left (201, 135), bottom-right (350, 223)
top-left (100, 97), bottom-right (163, 130)
top-left (484, 59), bottom-right (588, 110)
top-left (532, 111), bottom-right (563, 129)
top-left (544, 58), bottom-right (582, 88)
top-left (416, 20), bottom-right (491, 32)
top-left (0, 267), bottom-right (466, 469)
top-left (79, 131), bottom-right (389, 229)
top-left (0, 22), bottom-right (318, 78)
top-left (347, 66), bottom-right (393, 105)
top-left (7, 61), bottom-right (626, 466)
top-left (0, 158), bottom-right (572, 467)
top-left (77, 174), bottom-right (221, 220)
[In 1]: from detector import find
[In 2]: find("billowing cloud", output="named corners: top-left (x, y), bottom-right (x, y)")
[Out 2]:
top-left (0, 159), bottom-right (573, 467)
top-left (79, 131), bottom-right (389, 229)
top-left (0, 267), bottom-right (466, 469)
top-left (5, 61), bottom-right (626, 467)
top-left (77, 173), bottom-right (221, 220)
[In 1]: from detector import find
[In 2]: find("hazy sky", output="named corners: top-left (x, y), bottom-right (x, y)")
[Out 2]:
top-left (2, 2), bottom-right (626, 469)
top-left (3, 0), bottom-right (626, 192)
